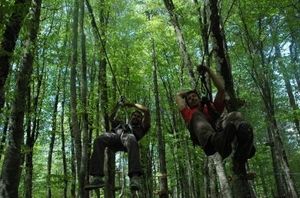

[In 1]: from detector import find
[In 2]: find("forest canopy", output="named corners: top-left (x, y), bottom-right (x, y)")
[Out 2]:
top-left (0, 0), bottom-right (299, 197)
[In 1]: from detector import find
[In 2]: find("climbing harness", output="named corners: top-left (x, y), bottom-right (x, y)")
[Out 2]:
top-left (194, 63), bottom-right (212, 103)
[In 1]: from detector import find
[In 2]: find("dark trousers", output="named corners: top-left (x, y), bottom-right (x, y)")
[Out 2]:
top-left (190, 111), bottom-right (255, 158)
top-left (89, 132), bottom-right (142, 178)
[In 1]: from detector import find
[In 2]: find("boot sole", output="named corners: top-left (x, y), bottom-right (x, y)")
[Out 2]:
top-left (234, 129), bottom-right (255, 161)
top-left (130, 186), bottom-right (140, 191)
top-left (84, 184), bottom-right (104, 190)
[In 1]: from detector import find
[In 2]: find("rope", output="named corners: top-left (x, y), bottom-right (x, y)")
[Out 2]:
top-left (194, 51), bottom-right (213, 101)
top-left (194, 58), bottom-right (205, 90)
top-left (195, 63), bottom-right (212, 102)
top-left (85, 0), bottom-right (131, 124)
top-left (98, 32), bottom-right (122, 96)
top-left (85, 0), bottom-right (122, 96)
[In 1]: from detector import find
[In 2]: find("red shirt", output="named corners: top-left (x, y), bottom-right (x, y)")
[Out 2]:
top-left (180, 91), bottom-right (225, 124)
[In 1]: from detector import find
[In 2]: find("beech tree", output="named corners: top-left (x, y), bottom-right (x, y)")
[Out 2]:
top-left (0, 0), bottom-right (299, 197)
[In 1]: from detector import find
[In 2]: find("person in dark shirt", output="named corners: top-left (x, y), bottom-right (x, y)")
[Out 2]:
top-left (176, 65), bottom-right (255, 162)
top-left (85, 100), bottom-right (150, 191)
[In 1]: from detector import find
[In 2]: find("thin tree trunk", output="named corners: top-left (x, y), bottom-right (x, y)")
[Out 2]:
top-left (0, 0), bottom-right (31, 111)
top-left (24, 132), bottom-right (34, 198)
top-left (162, 50), bottom-right (198, 198)
top-left (282, 77), bottom-right (300, 133)
top-left (98, 1), bottom-right (116, 197)
top-left (140, 143), bottom-right (153, 198)
top-left (61, 68), bottom-right (68, 198)
top-left (203, 158), bottom-right (208, 198)
top-left (162, 0), bottom-right (196, 85)
top-left (160, 75), bottom-right (187, 198)
top-left (194, 0), bottom-right (211, 68)
top-left (0, 116), bottom-right (9, 161)
top-left (257, 162), bottom-right (269, 197)
top-left (259, 43), bottom-right (294, 197)
top-left (264, 107), bottom-right (298, 198)
top-left (275, 46), bottom-right (300, 134)
top-left (189, 150), bottom-right (197, 198)
top-left (24, 29), bottom-right (50, 196)
top-left (239, 11), bottom-right (298, 197)
top-left (78, 0), bottom-right (89, 196)
top-left (152, 39), bottom-right (169, 198)
top-left (47, 68), bottom-right (61, 198)
top-left (24, 88), bottom-right (33, 198)
top-left (24, 62), bottom-right (45, 198)
top-left (192, 152), bottom-right (204, 197)
top-left (288, 25), bottom-right (300, 93)
top-left (86, 1), bottom-right (115, 196)
top-left (70, 119), bottom-right (77, 197)
top-left (70, 0), bottom-right (82, 195)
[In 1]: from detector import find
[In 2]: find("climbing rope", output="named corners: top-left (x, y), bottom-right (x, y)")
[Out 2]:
top-left (85, 0), bottom-right (122, 96)
top-left (97, 32), bottom-right (122, 96)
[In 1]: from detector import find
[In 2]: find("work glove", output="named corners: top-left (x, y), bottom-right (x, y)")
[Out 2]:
top-left (118, 96), bottom-right (126, 106)
top-left (197, 64), bottom-right (209, 75)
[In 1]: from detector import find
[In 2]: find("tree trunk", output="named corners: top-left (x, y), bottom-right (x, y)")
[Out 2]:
top-left (0, 116), bottom-right (9, 160)
top-left (140, 143), bottom-right (153, 198)
top-left (253, 16), bottom-right (297, 197)
top-left (70, 0), bottom-right (82, 195)
top-left (288, 23), bottom-right (300, 93)
top-left (98, 1), bottom-right (116, 197)
top-left (282, 77), bottom-right (300, 133)
top-left (47, 68), bottom-right (61, 198)
top-left (85, 1), bottom-right (115, 196)
top-left (275, 46), bottom-right (300, 134)
top-left (185, 146), bottom-right (196, 198)
top-left (70, 120), bottom-right (77, 197)
top-left (0, 0), bottom-right (31, 111)
top-left (152, 39), bottom-right (169, 198)
top-left (213, 154), bottom-right (232, 198)
top-left (0, 0), bottom-right (41, 196)
top-left (257, 162), bottom-right (269, 197)
top-left (79, 0), bottom-right (89, 196)
top-left (264, 107), bottom-right (298, 198)
top-left (24, 88), bottom-right (33, 198)
top-left (24, 61), bottom-right (45, 198)
top-left (207, 0), bottom-right (262, 196)
top-left (207, 0), bottom-right (237, 110)
top-left (23, 13), bottom-right (56, 197)
top-left (194, 0), bottom-right (211, 68)
top-left (207, 157), bottom-right (217, 198)
top-left (61, 68), bottom-right (69, 198)
top-left (160, 75), bottom-right (188, 198)
top-left (239, 13), bottom-right (298, 196)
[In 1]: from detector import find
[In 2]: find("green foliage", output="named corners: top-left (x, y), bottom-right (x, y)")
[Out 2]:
top-left (1, 0), bottom-right (300, 197)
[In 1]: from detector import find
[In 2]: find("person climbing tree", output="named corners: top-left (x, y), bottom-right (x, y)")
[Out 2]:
top-left (175, 65), bottom-right (255, 162)
top-left (85, 98), bottom-right (151, 191)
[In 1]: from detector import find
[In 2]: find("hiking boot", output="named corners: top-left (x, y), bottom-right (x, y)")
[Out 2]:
top-left (248, 146), bottom-right (256, 159)
top-left (233, 123), bottom-right (256, 161)
top-left (130, 176), bottom-right (141, 191)
top-left (232, 158), bottom-right (247, 175)
top-left (85, 176), bottom-right (105, 190)
top-left (211, 122), bottom-right (236, 159)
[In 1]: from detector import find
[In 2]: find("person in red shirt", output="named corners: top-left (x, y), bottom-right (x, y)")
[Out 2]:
top-left (176, 65), bottom-right (255, 161)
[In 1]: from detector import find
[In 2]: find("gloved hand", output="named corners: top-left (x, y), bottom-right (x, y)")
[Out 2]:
top-left (197, 64), bottom-right (209, 75)
top-left (118, 96), bottom-right (126, 106)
